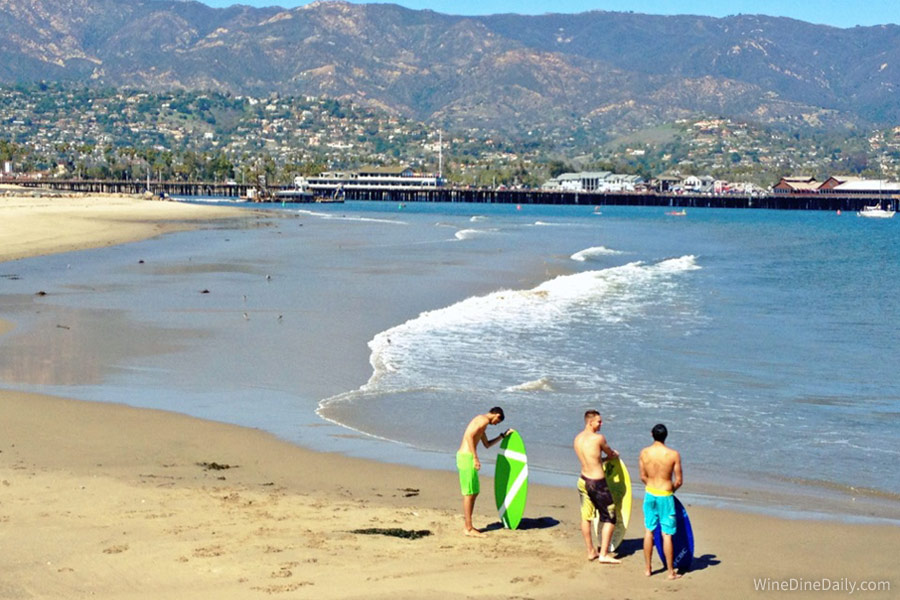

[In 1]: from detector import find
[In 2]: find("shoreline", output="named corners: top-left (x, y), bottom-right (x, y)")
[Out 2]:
top-left (2, 388), bottom-right (897, 598)
top-left (2, 193), bottom-right (897, 519)
top-left (0, 193), bottom-right (897, 597)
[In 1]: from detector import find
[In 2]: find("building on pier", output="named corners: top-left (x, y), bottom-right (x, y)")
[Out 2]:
top-left (301, 165), bottom-right (444, 194)
top-left (541, 171), bottom-right (644, 192)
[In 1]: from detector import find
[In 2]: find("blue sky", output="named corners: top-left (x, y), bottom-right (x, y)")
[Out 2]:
top-left (198, 1), bottom-right (900, 28)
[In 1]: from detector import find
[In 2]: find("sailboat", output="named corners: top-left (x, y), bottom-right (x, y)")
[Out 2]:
top-left (857, 204), bottom-right (895, 219)
top-left (857, 180), bottom-right (895, 218)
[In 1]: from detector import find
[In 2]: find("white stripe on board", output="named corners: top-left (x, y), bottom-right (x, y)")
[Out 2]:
top-left (499, 449), bottom-right (527, 464)
top-left (498, 465), bottom-right (529, 523)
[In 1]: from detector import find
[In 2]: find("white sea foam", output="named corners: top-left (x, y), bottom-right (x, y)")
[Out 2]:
top-left (295, 209), bottom-right (407, 225)
top-left (470, 215), bottom-right (487, 222)
top-left (504, 376), bottom-right (555, 392)
top-left (318, 255), bottom-right (703, 411)
top-left (533, 220), bottom-right (578, 226)
top-left (571, 246), bottom-right (624, 261)
top-left (454, 228), bottom-right (494, 240)
top-left (656, 255), bottom-right (702, 272)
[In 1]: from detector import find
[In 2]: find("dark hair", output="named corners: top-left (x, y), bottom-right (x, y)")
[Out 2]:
top-left (489, 407), bottom-right (505, 422)
top-left (584, 409), bottom-right (600, 422)
top-left (652, 423), bottom-right (668, 442)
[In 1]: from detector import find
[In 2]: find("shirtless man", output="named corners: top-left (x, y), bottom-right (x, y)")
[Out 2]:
top-left (573, 409), bottom-right (621, 563)
top-left (456, 407), bottom-right (511, 536)
top-left (639, 423), bottom-right (683, 580)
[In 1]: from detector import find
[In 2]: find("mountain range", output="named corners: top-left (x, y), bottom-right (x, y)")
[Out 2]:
top-left (2, 0), bottom-right (900, 137)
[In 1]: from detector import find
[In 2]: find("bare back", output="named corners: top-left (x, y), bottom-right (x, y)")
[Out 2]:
top-left (639, 442), bottom-right (682, 492)
top-left (573, 430), bottom-right (607, 480)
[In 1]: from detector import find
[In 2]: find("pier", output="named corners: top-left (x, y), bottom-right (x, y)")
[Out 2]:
top-left (2, 177), bottom-right (898, 212)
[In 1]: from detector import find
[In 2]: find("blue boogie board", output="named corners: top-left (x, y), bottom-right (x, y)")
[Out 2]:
top-left (653, 496), bottom-right (694, 572)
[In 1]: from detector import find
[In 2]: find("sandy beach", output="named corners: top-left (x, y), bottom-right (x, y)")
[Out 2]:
top-left (1, 194), bottom-right (897, 599)
top-left (0, 188), bottom-right (257, 263)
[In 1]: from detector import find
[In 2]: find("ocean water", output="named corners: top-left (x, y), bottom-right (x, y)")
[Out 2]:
top-left (1, 201), bottom-right (898, 519)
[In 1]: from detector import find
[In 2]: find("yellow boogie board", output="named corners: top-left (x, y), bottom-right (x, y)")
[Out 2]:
top-left (591, 457), bottom-right (632, 552)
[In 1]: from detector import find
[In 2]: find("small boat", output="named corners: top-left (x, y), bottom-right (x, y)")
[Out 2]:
top-left (275, 188), bottom-right (315, 202)
top-left (666, 209), bottom-right (687, 216)
top-left (857, 205), bottom-right (895, 219)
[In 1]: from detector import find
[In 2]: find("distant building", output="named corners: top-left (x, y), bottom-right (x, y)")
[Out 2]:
top-left (831, 179), bottom-right (900, 194)
top-left (681, 175), bottom-right (718, 192)
top-left (818, 175), bottom-right (862, 191)
top-left (773, 176), bottom-right (819, 193)
top-left (775, 175), bottom-right (900, 194)
top-left (541, 171), bottom-right (642, 192)
top-left (303, 165), bottom-right (443, 192)
top-left (653, 173), bottom-right (683, 192)
top-left (356, 165), bottom-right (415, 177)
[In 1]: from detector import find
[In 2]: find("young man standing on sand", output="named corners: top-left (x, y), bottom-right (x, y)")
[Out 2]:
top-left (573, 409), bottom-right (621, 563)
top-left (457, 407), bottom-right (511, 537)
top-left (639, 423), bottom-right (683, 580)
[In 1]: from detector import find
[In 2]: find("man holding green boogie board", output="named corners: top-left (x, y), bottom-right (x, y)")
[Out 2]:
top-left (457, 407), bottom-right (512, 537)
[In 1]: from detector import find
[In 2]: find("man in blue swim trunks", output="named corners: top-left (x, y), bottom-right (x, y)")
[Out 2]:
top-left (457, 407), bottom-right (511, 537)
top-left (639, 423), bottom-right (683, 580)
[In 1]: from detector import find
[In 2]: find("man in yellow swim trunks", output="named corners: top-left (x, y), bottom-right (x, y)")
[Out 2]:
top-left (639, 423), bottom-right (683, 580)
top-left (573, 409), bottom-right (621, 563)
top-left (457, 407), bottom-right (511, 537)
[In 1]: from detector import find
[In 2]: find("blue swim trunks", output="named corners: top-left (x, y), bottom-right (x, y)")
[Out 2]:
top-left (643, 489), bottom-right (676, 535)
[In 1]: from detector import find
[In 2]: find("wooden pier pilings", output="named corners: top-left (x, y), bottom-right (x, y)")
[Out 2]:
top-left (2, 178), bottom-right (897, 212)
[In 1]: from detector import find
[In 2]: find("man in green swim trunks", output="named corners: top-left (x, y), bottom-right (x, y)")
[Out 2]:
top-left (457, 407), bottom-right (511, 537)
top-left (639, 423), bottom-right (683, 580)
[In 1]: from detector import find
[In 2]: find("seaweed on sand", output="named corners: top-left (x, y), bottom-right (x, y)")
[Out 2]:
top-left (350, 528), bottom-right (432, 540)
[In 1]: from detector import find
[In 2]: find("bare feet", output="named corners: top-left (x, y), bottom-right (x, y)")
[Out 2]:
top-left (645, 567), bottom-right (653, 577)
top-left (587, 554), bottom-right (599, 561)
top-left (667, 572), bottom-right (682, 580)
top-left (597, 555), bottom-right (621, 564)
top-left (464, 527), bottom-right (486, 537)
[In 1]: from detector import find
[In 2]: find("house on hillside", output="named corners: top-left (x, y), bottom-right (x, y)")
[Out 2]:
top-left (773, 176), bottom-right (819, 193)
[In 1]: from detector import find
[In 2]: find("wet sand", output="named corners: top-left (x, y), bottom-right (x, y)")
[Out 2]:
top-left (0, 193), bottom-right (896, 598)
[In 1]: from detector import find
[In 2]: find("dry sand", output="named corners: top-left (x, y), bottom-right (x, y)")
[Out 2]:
top-left (0, 190), bottom-right (256, 263)
top-left (0, 193), bottom-right (897, 599)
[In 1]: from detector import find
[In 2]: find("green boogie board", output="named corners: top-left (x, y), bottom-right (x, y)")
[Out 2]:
top-left (494, 431), bottom-right (528, 530)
